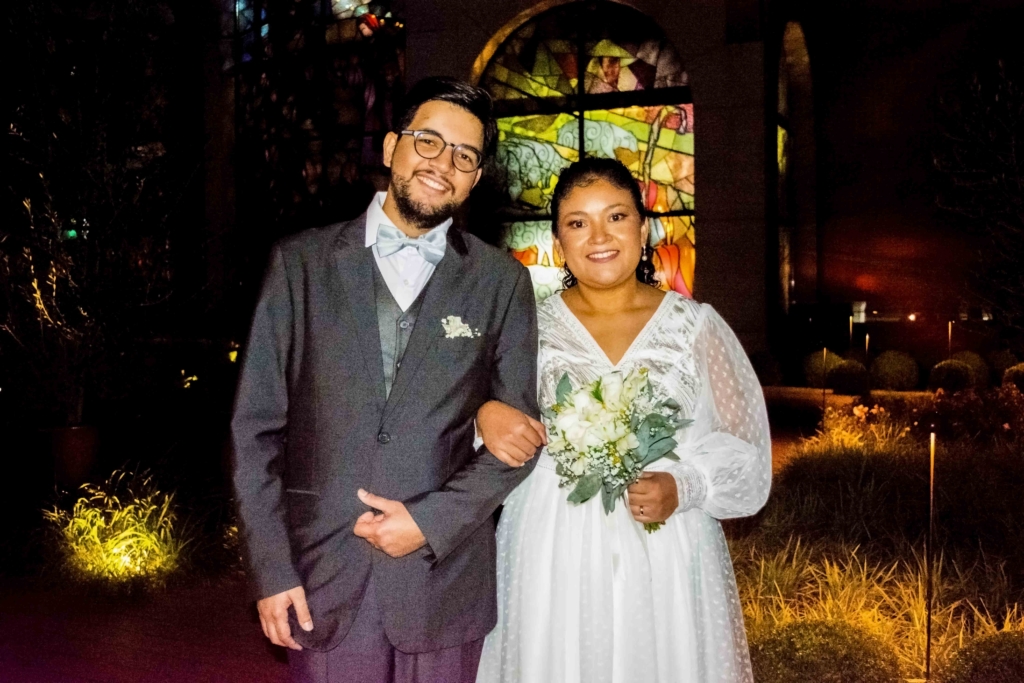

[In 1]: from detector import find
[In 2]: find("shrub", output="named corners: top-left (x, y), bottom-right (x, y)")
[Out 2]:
top-left (43, 469), bottom-right (185, 590)
top-left (804, 348), bottom-right (845, 388)
top-left (952, 351), bottom-right (990, 389)
top-left (828, 359), bottom-right (870, 395)
top-left (871, 351), bottom-right (919, 391)
top-left (749, 620), bottom-right (900, 683)
top-left (940, 631), bottom-right (1024, 683)
top-left (988, 349), bottom-right (1018, 383)
top-left (799, 404), bottom-right (912, 456)
top-left (930, 360), bottom-right (974, 392)
top-left (1003, 363), bottom-right (1024, 392)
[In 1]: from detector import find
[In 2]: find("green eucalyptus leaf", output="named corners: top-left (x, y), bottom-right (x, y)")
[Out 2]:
top-left (556, 373), bottom-right (573, 406)
top-left (601, 485), bottom-right (621, 514)
top-left (621, 451), bottom-right (635, 470)
top-left (641, 437), bottom-right (678, 467)
top-left (567, 472), bottom-right (602, 505)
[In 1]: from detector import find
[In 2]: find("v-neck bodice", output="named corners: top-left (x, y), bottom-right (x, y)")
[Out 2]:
top-left (537, 290), bottom-right (703, 420)
top-left (555, 291), bottom-right (674, 370)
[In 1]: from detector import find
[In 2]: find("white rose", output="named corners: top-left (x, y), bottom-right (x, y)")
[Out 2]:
top-left (601, 372), bottom-right (624, 411)
top-left (615, 433), bottom-right (640, 452)
top-left (582, 426), bottom-right (605, 449)
top-left (571, 389), bottom-right (594, 414)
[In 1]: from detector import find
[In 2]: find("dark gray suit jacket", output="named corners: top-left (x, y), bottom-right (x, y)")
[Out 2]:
top-left (230, 214), bottom-right (539, 653)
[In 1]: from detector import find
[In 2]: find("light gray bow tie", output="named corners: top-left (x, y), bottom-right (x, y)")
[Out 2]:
top-left (374, 223), bottom-right (447, 265)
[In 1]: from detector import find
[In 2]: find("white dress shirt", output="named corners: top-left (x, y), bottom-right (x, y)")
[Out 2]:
top-left (365, 191), bottom-right (453, 311)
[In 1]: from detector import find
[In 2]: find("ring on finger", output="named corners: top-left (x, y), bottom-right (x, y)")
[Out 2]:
top-left (640, 505), bottom-right (645, 516)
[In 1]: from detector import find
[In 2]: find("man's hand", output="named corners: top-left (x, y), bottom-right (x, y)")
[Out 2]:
top-left (476, 400), bottom-right (546, 468)
top-left (627, 472), bottom-right (679, 524)
top-left (353, 489), bottom-right (427, 557)
top-left (257, 585), bottom-right (313, 651)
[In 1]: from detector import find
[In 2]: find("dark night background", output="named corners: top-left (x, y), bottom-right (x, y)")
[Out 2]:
top-left (2, 0), bottom-right (1024, 679)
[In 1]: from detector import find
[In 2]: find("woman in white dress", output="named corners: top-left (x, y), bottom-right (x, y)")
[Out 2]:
top-left (474, 158), bottom-right (772, 683)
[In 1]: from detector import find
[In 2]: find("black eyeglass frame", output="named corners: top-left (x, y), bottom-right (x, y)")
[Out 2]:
top-left (399, 129), bottom-right (484, 173)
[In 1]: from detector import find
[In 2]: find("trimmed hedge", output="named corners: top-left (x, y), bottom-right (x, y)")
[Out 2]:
top-left (1003, 363), bottom-right (1024, 393)
top-left (804, 349), bottom-right (845, 388)
top-left (940, 631), bottom-right (1024, 683)
top-left (828, 359), bottom-right (870, 396)
top-left (930, 360), bottom-right (975, 392)
top-left (749, 620), bottom-right (900, 683)
top-left (871, 351), bottom-right (919, 391)
top-left (951, 351), bottom-right (990, 389)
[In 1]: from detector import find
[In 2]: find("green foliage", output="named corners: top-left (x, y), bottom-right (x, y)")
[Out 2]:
top-left (749, 620), bottom-right (900, 683)
top-left (952, 351), bottom-right (990, 389)
top-left (871, 351), bottom-right (920, 391)
top-left (913, 384), bottom-right (1024, 441)
top-left (930, 360), bottom-right (975, 392)
top-left (804, 348), bottom-right (845, 388)
top-left (43, 469), bottom-right (186, 590)
top-left (1003, 363), bottom-right (1024, 392)
top-left (940, 631), bottom-right (1024, 683)
top-left (4, 1), bottom-right (201, 426)
top-left (827, 359), bottom-right (870, 396)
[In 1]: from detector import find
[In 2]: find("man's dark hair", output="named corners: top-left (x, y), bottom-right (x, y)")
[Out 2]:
top-left (395, 77), bottom-right (498, 157)
top-left (550, 157), bottom-right (658, 289)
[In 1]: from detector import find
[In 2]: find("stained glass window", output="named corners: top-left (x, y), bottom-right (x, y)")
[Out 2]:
top-left (479, 1), bottom-right (695, 301)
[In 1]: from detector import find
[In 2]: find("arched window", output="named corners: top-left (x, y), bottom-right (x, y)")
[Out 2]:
top-left (478, 1), bottom-right (695, 301)
top-left (776, 21), bottom-right (815, 312)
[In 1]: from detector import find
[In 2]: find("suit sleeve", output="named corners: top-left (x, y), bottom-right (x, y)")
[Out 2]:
top-left (406, 266), bottom-right (540, 564)
top-left (230, 244), bottom-right (302, 599)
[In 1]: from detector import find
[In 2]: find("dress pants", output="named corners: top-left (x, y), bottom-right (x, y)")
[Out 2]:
top-left (289, 576), bottom-right (484, 683)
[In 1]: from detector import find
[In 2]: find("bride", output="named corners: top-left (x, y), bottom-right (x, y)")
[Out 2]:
top-left (474, 158), bottom-right (771, 683)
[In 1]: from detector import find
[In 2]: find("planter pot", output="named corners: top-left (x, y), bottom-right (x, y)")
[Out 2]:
top-left (52, 425), bottom-right (99, 490)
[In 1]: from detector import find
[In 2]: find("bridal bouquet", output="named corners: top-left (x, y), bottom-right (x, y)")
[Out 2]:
top-left (543, 367), bottom-right (691, 532)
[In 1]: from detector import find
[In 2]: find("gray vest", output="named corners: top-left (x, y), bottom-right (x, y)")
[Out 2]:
top-left (372, 260), bottom-right (427, 398)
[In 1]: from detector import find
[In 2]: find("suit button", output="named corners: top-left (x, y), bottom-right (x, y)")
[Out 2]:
top-left (399, 320), bottom-right (410, 329)
top-left (377, 431), bottom-right (391, 444)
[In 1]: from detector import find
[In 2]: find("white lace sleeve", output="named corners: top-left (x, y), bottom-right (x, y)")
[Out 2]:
top-left (668, 305), bottom-right (772, 519)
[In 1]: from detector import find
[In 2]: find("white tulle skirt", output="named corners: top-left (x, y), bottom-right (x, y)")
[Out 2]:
top-left (476, 456), bottom-right (754, 683)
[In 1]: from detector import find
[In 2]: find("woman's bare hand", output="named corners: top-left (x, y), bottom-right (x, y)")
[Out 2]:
top-left (627, 472), bottom-right (679, 523)
top-left (477, 400), bottom-right (547, 468)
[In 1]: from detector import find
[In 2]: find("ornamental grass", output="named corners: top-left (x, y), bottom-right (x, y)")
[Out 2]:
top-left (43, 469), bottom-right (186, 590)
top-left (731, 399), bottom-right (1024, 681)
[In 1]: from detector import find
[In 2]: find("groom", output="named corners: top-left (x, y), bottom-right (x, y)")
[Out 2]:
top-left (231, 77), bottom-right (543, 682)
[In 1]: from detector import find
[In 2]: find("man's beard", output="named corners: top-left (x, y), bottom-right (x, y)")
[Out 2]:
top-left (390, 172), bottom-right (460, 231)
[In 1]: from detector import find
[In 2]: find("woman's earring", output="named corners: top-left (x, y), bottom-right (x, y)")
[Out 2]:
top-left (641, 247), bottom-right (648, 261)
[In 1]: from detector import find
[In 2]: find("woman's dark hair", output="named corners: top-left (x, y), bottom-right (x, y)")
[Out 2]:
top-left (550, 157), bottom-right (658, 289)
top-left (395, 77), bottom-right (498, 157)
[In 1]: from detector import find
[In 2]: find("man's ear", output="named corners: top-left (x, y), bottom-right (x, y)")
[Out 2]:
top-left (382, 131), bottom-right (398, 168)
top-left (471, 167), bottom-right (483, 189)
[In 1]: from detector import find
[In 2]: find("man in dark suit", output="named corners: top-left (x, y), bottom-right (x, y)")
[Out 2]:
top-left (231, 78), bottom-right (546, 683)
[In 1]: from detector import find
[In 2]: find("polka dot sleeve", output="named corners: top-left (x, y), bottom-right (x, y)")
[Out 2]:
top-left (668, 304), bottom-right (772, 519)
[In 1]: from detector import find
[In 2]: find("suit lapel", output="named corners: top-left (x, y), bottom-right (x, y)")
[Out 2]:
top-left (382, 231), bottom-right (467, 421)
top-left (332, 213), bottom-right (386, 410)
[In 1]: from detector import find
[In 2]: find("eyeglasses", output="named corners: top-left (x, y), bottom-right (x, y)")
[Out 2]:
top-left (399, 130), bottom-right (483, 173)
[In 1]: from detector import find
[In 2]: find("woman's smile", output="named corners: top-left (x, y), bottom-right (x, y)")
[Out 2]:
top-left (587, 249), bottom-right (620, 263)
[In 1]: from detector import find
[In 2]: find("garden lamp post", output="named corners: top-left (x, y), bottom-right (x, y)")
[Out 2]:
top-left (926, 431), bottom-right (936, 680)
